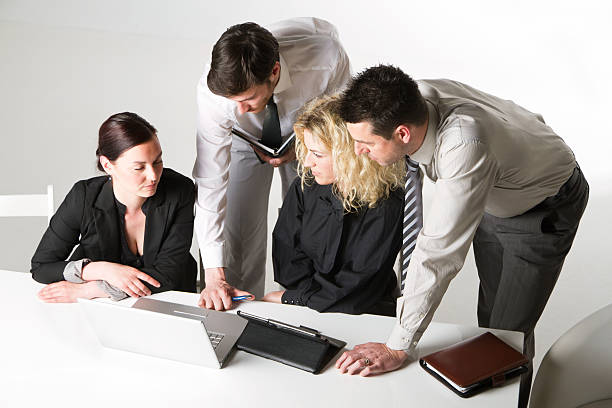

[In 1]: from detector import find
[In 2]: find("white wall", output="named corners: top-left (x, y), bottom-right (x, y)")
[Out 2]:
top-left (1, 0), bottom-right (611, 372)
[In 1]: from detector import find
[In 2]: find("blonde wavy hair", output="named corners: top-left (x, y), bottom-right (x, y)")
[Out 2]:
top-left (294, 94), bottom-right (405, 212)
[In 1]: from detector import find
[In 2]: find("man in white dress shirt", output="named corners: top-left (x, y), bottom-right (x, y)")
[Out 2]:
top-left (194, 18), bottom-right (350, 309)
top-left (334, 65), bottom-right (588, 408)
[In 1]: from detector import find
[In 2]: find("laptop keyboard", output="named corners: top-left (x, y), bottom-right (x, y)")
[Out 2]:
top-left (208, 331), bottom-right (225, 349)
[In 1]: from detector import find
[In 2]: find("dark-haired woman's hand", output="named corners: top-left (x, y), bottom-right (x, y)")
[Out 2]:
top-left (37, 281), bottom-right (108, 303)
top-left (82, 261), bottom-right (160, 298)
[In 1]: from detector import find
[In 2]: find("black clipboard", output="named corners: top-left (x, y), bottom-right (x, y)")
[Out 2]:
top-left (235, 311), bottom-right (346, 374)
top-left (231, 128), bottom-right (295, 157)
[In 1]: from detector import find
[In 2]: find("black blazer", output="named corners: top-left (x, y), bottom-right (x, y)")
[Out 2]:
top-left (273, 179), bottom-right (402, 316)
top-left (31, 168), bottom-right (197, 293)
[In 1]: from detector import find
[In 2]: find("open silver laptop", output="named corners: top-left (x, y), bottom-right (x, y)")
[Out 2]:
top-left (78, 297), bottom-right (247, 368)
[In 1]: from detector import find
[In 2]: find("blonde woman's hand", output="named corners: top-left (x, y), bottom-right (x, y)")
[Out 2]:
top-left (261, 290), bottom-right (285, 303)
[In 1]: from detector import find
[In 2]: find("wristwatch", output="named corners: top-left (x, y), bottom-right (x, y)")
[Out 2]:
top-left (80, 258), bottom-right (92, 278)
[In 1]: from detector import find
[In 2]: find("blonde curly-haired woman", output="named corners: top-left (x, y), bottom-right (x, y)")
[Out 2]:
top-left (262, 95), bottom-right (405, 316)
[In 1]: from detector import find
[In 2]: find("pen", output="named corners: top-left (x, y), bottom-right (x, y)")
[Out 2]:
top-left (268, 318), bottom-right (320, 337)
top-left (232, 295), bottom-right (253, 301)
top-left (237, 311), bottom-right (320, 337)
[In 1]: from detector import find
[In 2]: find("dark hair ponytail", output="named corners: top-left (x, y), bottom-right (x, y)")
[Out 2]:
top-left (97, 112), bottom-right (157, 171)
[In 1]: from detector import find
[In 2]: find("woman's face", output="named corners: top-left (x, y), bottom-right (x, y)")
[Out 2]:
top-left (101, 138), bottom-right (163, 198)
top-left (302, 129), bottom-right (335, 185)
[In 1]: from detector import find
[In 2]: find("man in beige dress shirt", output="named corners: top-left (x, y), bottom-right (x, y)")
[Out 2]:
top-left (334, 65), bottom-right (589, 408)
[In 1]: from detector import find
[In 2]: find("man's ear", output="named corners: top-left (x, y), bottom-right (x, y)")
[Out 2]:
top-left (395, 125), bottom-right (412, 144)
top-left (269, 61), bottom-right (281, 81)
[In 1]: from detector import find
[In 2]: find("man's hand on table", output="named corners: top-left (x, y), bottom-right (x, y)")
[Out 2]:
top-left (198, 267), bottom-right (253, 310)
top-left (335, 342), bottom-right (409, 376)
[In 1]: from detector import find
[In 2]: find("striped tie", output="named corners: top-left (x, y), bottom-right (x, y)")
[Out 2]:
top-left (401, 157), bottom-right (423, 293)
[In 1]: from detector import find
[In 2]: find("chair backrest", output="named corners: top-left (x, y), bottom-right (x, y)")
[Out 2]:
top-left (529, 303), bottom-right (612, 408)
top-left (0, 185), bottom-right (54, 224)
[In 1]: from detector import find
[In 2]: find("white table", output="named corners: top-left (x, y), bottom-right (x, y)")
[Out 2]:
top-left (0, 270), bottom-right (522, 407)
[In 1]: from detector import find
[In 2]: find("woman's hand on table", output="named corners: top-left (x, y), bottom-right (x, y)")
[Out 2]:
top-left (82, 261), bottom-right (159, 298)
top-left (38, 281), bottom-right (107, 303)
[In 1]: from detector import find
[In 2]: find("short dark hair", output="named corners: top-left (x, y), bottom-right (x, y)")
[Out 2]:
top-left (339, 65), bottom-right (428, 139)
top-left (96, 112), bottom-right (157, 171)
top-left (207, 22), bottom-right (279, 97)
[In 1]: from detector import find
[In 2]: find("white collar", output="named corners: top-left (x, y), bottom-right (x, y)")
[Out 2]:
top-left (273, 53), bottom-right (292, 94)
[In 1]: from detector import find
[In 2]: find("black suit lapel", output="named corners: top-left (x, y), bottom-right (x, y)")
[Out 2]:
top-left (93, 180), bottom-right (122, 262)
top-left (142, 186), bottom-right (169, 265)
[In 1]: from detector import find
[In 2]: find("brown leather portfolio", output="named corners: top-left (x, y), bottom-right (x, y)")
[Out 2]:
top-left (419, 331), bottom-right (528, 398)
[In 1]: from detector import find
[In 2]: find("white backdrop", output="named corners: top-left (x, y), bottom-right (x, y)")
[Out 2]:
top-left (1, 0), bottom-right (611, 373)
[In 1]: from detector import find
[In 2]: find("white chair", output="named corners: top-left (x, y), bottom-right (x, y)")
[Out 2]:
top-left (529, 303), bottom-right (612, 408)
top-left (0, 185), bottom-right (54, 223)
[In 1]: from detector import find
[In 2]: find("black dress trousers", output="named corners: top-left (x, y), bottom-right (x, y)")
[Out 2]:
top-left (473, 165), bottom-right (589, 408)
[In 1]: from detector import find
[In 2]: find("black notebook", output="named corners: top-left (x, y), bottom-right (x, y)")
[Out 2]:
top-left (231, 128), bottom-right (295, 157)
top-left (235, 311), bottom-right (346, 374)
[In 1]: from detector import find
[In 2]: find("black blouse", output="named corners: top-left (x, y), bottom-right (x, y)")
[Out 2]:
top-left (273, 179), bottom-right (403, 316)
top-left (115, 199), bottom-right (144, 269)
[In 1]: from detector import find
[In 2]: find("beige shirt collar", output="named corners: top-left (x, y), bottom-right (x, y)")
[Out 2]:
top-left (409, 100), bottom-right (438, 165)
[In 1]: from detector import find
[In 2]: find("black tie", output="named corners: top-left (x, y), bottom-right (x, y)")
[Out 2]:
top-left (261, 96), bottom-right (282, 149)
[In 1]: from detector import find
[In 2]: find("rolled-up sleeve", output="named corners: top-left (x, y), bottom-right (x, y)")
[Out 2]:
top-left (324, 40), bottom-right (351, 94)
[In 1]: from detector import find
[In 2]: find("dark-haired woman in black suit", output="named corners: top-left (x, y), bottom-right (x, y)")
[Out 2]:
top-left (32, 112), bottom-right (197, 302)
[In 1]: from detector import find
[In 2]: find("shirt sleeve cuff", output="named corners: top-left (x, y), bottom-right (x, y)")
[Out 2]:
top-left (200, 243), bottom-right (226, 269)
top-left (97, 281), bottom-right (128, 301)
top-left (386, 322), bottom-right (419, 356)
top-left (63, 259), bottom-right (88, 283)
top-left (281, 289), bottom-right (304, 306)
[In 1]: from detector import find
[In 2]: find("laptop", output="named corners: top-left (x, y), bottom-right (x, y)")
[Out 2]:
top-left (78, 297), bottom-right (247, 368)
